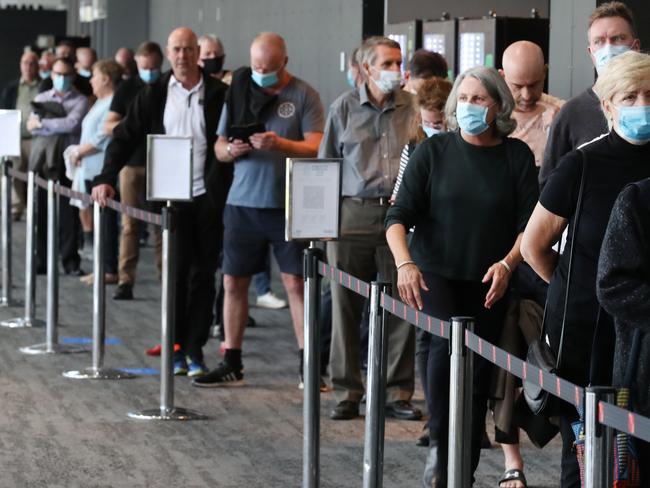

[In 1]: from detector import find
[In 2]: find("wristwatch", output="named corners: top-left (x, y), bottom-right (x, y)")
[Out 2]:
top-left (227, 143), bottom-right (233, 157)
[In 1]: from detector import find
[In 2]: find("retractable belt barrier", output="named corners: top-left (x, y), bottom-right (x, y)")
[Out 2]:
top-left (311, 259), bottom-right (650, 488)
top-left (0, 165), bottom-right (201, 421)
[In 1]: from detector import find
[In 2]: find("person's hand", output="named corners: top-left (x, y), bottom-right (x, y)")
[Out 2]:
top-left (91, 184), bottom-right (115, 207)
top-left (227, 138), bottom-right (252, 158)
top-left (397, 263), bottom-right (429, 310)
top-left (70, 149), bottom-right (81, 167)
top-left (249, 131), bottom-right (279, 151)
top-left (482, 261), bottom-right (511, 309)
top-left (26, 115), bottom-right (42, 132)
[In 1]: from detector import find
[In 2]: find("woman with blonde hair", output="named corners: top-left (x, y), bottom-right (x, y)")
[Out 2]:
top-left (522, 50), bottom-right (650, 487)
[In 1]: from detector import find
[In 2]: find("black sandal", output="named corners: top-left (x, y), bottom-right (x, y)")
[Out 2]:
top-left (498, 469), bottom-right (528, 487)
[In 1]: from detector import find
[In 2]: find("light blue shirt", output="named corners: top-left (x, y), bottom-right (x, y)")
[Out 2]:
top-left (79, 96), bottom-right (112, 181)
top-left (217, 77), bottom-right (324, 208)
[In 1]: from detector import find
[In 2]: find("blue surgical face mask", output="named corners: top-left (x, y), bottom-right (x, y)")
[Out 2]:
top-left (53, 74), bottom-right (72, 92)
top-left (39, 70), bottom-right (50, 80)
top-left (252, 69), bottom-right (278, 88)
top-left (346, 69), bottom-right (356, 89)
top-left (594, 43), bottom-right (631, 74)
top-left (422, 125), bottom-right (442, 138)
top-left (138, 68), bottom-right (160, 84)
top-left (617, 105), bottom-right (650, 144)
top-left (371, 68), bottom-right (402, 94)
top-left (456, 102), bottom-right (491, 136)
top-left (78, 68), bottom-right (91, 78)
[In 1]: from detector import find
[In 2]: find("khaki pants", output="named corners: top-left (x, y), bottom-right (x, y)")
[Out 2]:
top-left (11, 139), bottom-right (30, 215)
top-left (326, 198), bottom-right (415, 403)
top-left (118, 165), bottom-right (161, 285)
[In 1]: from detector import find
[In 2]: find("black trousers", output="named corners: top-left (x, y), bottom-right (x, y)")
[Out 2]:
top-left (36, 176), bottom-right (81, 272)
top-left (173, 194), bottom-right (220, 362)
top-left (420, 272), bottom-right (508, 480)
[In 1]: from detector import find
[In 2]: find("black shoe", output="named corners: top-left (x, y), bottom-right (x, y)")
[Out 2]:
top-left (247, 316), bottom-right (257, 328)
top-left (36, 266), bottom-right (46, 275)
top-left (385, 400), bottom-right (422, 420)
top-left (416, 427), bottom-right (430, 447)
top-left (113, 283), bottom-right (133, 300)
top-left (329, 400), bottom-right (359, 420)
top-left (64, 267), bottom-right (85, 276)
top-left (192, 361), bottom-right (244, 388)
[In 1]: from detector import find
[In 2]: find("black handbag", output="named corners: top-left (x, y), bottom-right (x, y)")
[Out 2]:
top-left (523, 150), bottom-right (587, 416)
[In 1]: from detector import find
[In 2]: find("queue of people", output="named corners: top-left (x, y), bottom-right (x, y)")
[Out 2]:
top-left (2, 1), bottom-right (650, 486)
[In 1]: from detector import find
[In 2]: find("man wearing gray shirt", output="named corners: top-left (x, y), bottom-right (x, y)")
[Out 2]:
top-left (318, 36), bottom-right (420, 421)
top-left (193, 32), bottom-right (324, 388)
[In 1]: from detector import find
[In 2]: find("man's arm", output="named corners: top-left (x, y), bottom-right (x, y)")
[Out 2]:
top-left (33, 95), bottom-right (88, 136)
top-left (93, 89), bottom-right (151, 189)
top-left (248, 131), bottom-right (323, 157)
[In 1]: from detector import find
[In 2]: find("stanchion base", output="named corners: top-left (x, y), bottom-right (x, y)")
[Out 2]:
top-left (127, 407), bottom-right (208, 421)
top-left (63, 367), bottom-right (137, 380)
top-left (19, 343), bottom-right (88, 355)
top-left (0, 299), bottom-right (23, 308)
top-left (0, 317), bottom-right (45, 328)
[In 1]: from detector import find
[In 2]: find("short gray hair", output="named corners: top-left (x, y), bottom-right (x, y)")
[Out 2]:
top-left (358, 36), bottom-right (401, 68)
top-left (445, 66), bottom-right (517, 137)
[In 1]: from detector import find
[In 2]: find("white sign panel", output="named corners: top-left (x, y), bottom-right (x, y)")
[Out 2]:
top-left (285, 158), bottom-right (341, 241)
top-left (146, 135), bottom-right (193, 202)
top-left (0, 110), bottom-right (21, 157)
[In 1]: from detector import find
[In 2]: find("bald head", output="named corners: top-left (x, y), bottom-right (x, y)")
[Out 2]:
top-left (250, 32), bottom-right (288, 88)
top-left (167, 27), bottom-right (200, 83)
top-left (501, 41), bottom-right (547, 112)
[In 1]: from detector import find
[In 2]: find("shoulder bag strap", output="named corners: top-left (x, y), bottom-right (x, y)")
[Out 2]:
top-left (554, 149), bottom-right (588, 370)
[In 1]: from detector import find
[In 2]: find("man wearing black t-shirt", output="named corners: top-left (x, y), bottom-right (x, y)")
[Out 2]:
top-left (540, 1), bottom-right (640, 187)
top-left (104, 41), bottom-right (164, 300)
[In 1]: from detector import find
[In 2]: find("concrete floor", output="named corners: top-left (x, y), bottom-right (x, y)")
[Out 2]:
top-left (0, 220), bottom-right (562, 487)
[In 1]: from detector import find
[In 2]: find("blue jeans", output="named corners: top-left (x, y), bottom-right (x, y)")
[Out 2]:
top-left (252, 251), bottom-right (272, 296)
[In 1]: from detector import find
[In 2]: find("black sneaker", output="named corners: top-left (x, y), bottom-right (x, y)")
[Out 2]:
top-left (113, 283), bottom-right (133, 300)
top-left (192, 362), bottom-right (244, 388)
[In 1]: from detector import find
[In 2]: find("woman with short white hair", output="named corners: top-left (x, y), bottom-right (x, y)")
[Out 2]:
top-left (386, 65), bottom-right (538, 486)
top-left (521, 50), bottom-right (650, 487)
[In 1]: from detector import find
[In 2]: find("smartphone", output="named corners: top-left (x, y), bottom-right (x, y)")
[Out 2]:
top-left (228, 123), bottom-right (266, 144)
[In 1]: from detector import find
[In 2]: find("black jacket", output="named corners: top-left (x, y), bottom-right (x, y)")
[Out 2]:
top-left (597, 178), bottom-right (650, 416)
top-left (1, 78), bottom-right (20, 109)
top-left (94, 70), bottom-right (232, 210)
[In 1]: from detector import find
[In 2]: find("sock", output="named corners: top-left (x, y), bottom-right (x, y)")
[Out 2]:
top-left (224, 348), bottom-right (242, 370)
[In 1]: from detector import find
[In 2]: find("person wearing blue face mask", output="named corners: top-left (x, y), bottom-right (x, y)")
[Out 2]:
top-left (194, 32), bottom-right (324, 388)
top-left (386, 65), bottom-right (538, 486)
top-left (27, 56), bottom-right (89, 276)
top-left (102, 41), bottom-right (164, 301)
top-left (320, 36), bottom-right (421, 423)
top-left (522, 50), bottom-right (650, 488)
top-left (75, 47), bottom-right (97, 79)
top-left (541, 1), bottom-right (640, 188)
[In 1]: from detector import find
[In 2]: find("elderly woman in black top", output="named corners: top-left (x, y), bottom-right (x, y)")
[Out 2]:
top-left (521, 51), bottom-right (650, 488)
top-left (386, 66), bottom-right (538, 486)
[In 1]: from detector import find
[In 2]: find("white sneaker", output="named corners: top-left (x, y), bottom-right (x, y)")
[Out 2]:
top-left (256, 291), bottom-right (288, 309)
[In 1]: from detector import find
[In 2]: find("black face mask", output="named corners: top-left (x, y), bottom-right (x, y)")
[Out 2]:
top-left (202, 56), bottom-right (225, 76)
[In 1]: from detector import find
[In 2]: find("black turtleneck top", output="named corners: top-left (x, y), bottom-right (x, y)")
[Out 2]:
top-left (540, 129), bottom-right (650, 386)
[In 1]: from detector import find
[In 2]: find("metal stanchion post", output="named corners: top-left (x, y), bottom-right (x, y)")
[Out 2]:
top-left (128, 202), bottom-right (206, 420)
top-left (303, 244), bottom-right (322, 488)
top-left (1, 171), bottom-right (43, 327)
top-left (362, 281), bottom-right (390, 488)
top-left (447, 316), bottom-right (475, 488)
top-left (64, 202), bottom-right (135, 379)
top-left (20, 180), bottom-right (85, 355)
top-left (585, 387), bottom-right (615, 488)
top-left (0, 157), bottom-right (17, 307)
